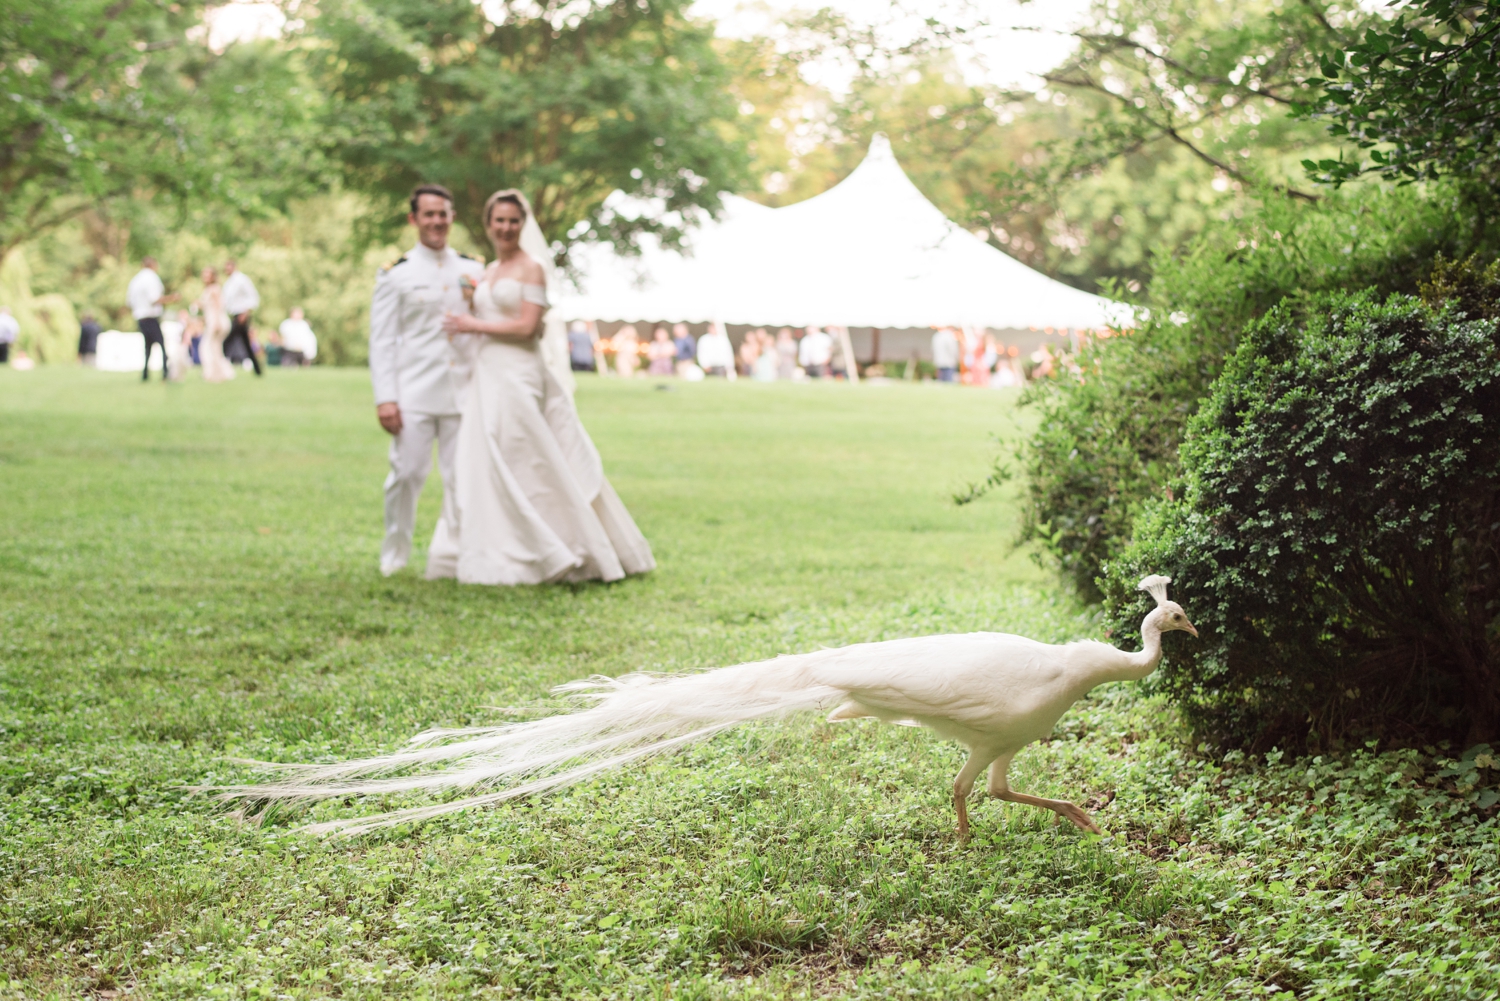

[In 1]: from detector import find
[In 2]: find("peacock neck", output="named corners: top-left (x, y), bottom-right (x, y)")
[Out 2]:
top-left (1086, 609), bottom-right (1164, 686)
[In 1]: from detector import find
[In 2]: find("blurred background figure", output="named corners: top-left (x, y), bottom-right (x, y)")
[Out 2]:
top-left (221, 259), bottom-right (262, 376)
top-left (798, 325), bottom-right (832, 378)
top-left (126, 256), bottom-right (177, 381)
top-left (613, 324), bottom-right (639, 378)
top-left (197, 266), bottom-right (234, 383)
top-left (0, 306), bottom-right (17, 364)
top-left (647, 326), bottom-right (675, 375)
top-left (963, 328), bottom-right (991, 386)
top-left (751, 328), bottom-right (778, 381)
top-left (162, 309), bottom-right (189, 380)
top-left (672, 323), bottom-right (696, 375)
top-left (77, 313), bottom-right (100, 367)
top-left (567, 320), bottom-right (596, 372)
top-left (183, 313), bottom-right (204, 368)
top-left (278, 307), bottom-right (318, 366)
top-left (738, 327), bottom-right (765, 376)
top-left (696, 321), bottom-right (734, 377)
top-left (775, 327), bottom-right (797, 380)
top-left (931, 326), bottom-right (959, 383)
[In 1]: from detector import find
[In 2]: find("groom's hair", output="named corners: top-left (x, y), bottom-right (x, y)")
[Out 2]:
top-left (409, 184), bottom-right (454, 214)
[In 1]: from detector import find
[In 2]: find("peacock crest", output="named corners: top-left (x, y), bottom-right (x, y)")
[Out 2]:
top-left (1137, 574), bottom-right (1172, 607)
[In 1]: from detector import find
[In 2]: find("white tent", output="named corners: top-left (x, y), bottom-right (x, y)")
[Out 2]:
top-left (554, 135), bottom-right (1124, 331)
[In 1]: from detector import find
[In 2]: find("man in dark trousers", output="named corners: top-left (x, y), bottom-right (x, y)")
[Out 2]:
top-left (78, 313), bottom-right (100, 367)
top-left (126, 257), bottom-right (176, 380)
top-left (222, 258), bottom-right (262, 376)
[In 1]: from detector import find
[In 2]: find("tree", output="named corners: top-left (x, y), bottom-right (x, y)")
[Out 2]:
top-left (1304, 0), bottom-right (1500, 185)
top-left (961, 0), bottom-right (1362, 291)
top-left (303, 0), bottom-right (750, 255)
top-left (0, 0), bottom-right (324, 260)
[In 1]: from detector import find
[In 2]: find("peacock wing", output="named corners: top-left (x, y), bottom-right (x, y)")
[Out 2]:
top-left (805, 632), bottom-right (1058, 726)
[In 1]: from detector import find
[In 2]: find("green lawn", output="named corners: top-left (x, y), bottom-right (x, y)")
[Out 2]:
top-left (1, 367), bottom-right (1496, 1000)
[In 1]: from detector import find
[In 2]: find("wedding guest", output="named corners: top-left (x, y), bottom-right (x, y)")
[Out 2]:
top-left (221, 259), bottom-right (262, 375)
top-left (775, 327), bottom-right (797, 379)
top-left (1029, 347), bottom-right (1055, 380)
top-left (0, 306), bottom-right (17, 364)
top-left (126, 257), bottom-right (177, 381)
top-left (751, 329), bottom-right (778, 382)
top-left (647, 326), bottom-right (675, 376)
top-left (77, 313), bottom-right (100, 366)
top-left (278, 307), bottom-right (318, 366)
top-left (567, 320), bottom-right (596, 372)
top-left (672, 323), bottom-right (695, 365)
top-left (162, 309), bottom-right (189, 381)
top-left (613, 324), bottom-right (639, 378)
top-left (184, 313), bottom-right (204, 366)
top-left (696, 322), bottom-right (734, 377)
top-left (197, 266), bottom-right (234, 383)
top-left (977, 333), bottom-right (1000, 386)
top-left (961, 329), bottom-right (992, 387)
top-left (737, 327), bottom-right (761, 376)
top-left (798, 325), bottom-right (833, 378)
top-left (931, 327), bottom-right (960, 383)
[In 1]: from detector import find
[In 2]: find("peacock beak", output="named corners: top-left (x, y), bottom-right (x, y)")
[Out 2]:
top-left (1184, 620), bottom-right (1199, 638)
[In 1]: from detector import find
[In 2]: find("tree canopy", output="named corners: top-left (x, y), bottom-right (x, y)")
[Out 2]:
top-left (0, 0), bottom-right (323, 259)
top-left (1304, 0), bottom-right (1500, 185)
top-left (304, 0), bottom-right (750, 255)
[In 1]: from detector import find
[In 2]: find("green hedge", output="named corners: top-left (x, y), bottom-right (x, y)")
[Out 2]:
top-left (1020, 182), bottom-right (1489, 599)
top-left (1100, 288), bottom-right (1500, 750)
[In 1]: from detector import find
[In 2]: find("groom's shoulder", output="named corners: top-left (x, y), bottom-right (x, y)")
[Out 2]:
top-left (457, 251), bottom-right (484, 263)
top-left (378, 255), bottom-right (410, 275)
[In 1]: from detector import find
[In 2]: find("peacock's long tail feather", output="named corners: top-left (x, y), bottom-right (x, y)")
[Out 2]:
top-left (211, 654), bottom-right (846, 836)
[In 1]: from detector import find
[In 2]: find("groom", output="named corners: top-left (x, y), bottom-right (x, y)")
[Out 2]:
top-left (369, 183), bottom-right (486, 577)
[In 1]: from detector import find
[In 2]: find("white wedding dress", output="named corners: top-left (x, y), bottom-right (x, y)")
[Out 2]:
top-left (433, 277), bottom-right (655, 585)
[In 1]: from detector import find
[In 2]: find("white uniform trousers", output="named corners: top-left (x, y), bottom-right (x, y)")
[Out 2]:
top-left (381, 411), bottom-right (461, 577)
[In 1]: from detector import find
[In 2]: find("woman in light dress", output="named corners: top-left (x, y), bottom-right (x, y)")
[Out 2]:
top-left (646, 326), bottom-right (675, 376)
top-left (197, 267), bottom-right (234, 382)
top-left (439, 189), bottom-right (655, 586)
top-left (612, 324), bottom-right (640, 378)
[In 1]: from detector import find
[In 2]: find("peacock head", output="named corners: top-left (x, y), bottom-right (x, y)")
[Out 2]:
top-left (1138, 574), bottom-right (1198, 637)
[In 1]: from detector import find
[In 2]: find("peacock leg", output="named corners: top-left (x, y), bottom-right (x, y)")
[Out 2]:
top-left (951, 749), bottom-right (996, 841)
top-left (988, 755), bottom-right (1101, 835)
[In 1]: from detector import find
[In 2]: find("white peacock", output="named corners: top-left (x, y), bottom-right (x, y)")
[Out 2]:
top-left (219, 575), bottom-right (1196, 838)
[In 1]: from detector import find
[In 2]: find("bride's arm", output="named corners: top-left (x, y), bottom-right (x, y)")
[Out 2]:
top-left (444, 302), bottom-right (542, 339)
top-left (442, 258), bottom-right (547, 339)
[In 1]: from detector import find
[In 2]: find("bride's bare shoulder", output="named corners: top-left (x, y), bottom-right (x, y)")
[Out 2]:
top-left (518, 253), bottom-right (545, 285)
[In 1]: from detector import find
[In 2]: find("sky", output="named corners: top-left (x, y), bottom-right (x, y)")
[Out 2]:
top-left (205, 0), bottom-right (1095, 90)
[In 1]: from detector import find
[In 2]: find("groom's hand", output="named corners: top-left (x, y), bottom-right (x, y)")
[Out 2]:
top-left (376, 402), bottom-right (403, 435)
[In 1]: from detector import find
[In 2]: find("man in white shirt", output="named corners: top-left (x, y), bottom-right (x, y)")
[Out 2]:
top-left (0, 306), bottom-right (18, 364)
top-left (222, 260), bottom-right (262, 375)
top-left (369, 183), bottom-right (486, 577)
top-left (278, 307), bottom-right (318, 366)
top-left (695, 322), bottom-right (735, 377)
top-left (798, 326), bottom-right (833, 378)
top-left (0, 309), bottom-right (17, 367)
top-left (931, 327), bottom-right (960, 382)
top-left (126, 257), bottom-right (177, 380)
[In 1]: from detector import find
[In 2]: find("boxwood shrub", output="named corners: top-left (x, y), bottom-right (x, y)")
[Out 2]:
top-left (1101, 288), bottom-right (1500, 749)
top-left (1022, 183), bottom-right (1489, 600)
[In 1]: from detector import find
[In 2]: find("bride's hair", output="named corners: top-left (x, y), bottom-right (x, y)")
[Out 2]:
top-left (483, 188), bottom-right (531, 226)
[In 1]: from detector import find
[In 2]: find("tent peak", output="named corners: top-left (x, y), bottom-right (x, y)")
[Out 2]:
top-left (866, 132), bottom-right (894, 161)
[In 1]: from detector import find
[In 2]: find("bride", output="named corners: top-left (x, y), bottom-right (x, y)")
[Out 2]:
top-left (435, 189), bottom-right (655, 585)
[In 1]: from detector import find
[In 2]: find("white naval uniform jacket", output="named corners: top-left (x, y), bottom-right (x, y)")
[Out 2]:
top-left (369, 243), bottom-right (487, 415)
